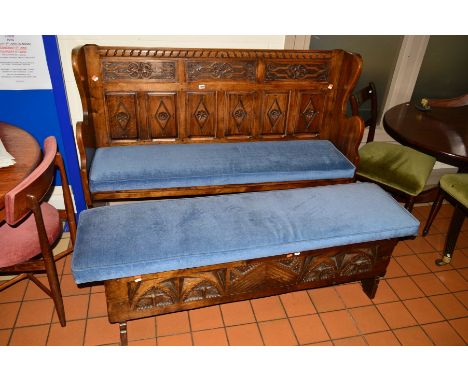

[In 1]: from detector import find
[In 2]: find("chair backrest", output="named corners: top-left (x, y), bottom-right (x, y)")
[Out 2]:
top-left (5, 136), bottom-right (57, 225)
top-left (350, 82), bottom-right (378, 143)
top-left (424, 93), bottom-right (468, 108)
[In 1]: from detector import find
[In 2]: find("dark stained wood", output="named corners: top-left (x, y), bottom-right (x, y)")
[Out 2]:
top-left (383, 103), bottom-right (468, 170)
top-left (72, 45), bottom-right (364, 207)
top-left (424, 93), bottom-right (468, 108)
top-left (0, 122), bottom-right (41, 222)
top-left (91, 177), bottom-right (353, 201)
top-left (423, 184), bottom-right (467, 265)
top-left (350, 82), bottom-right (377, 143)
top-left (104, 238), bottom-right (402, 345)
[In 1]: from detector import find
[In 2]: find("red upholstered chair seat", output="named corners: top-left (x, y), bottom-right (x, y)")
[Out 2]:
top-left (0, 203), bottom-right (61, 268)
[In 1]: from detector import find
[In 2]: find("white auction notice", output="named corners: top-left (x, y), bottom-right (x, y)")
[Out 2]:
top-left (0, 35), bottom-right (52, 90)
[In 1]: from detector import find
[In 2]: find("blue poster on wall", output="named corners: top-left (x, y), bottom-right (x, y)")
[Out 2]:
top-left (0, 35), bottom-right (86, 215)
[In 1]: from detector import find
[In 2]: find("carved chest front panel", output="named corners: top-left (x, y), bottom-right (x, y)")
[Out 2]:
top-left (104, 239), bottom-right (396, 323)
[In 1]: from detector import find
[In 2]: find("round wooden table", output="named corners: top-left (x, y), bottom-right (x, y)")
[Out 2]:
top-left (383, 103), bottom-right (468, 171)
top-left (0, 122), bottom-right (41, 222)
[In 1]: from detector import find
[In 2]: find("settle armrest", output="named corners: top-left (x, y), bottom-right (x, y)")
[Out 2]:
top-left (76, 121), bottom-right (96, 206)
top-left (333, 115), bottom-right (365, 166)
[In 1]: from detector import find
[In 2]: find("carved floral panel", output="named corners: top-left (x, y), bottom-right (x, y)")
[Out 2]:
top-left (102, 60), bottom-right (176, 81)
top-left (264, 61), bottom-right (330, 81)
top-left (186, 60), bottom-right (256, 82)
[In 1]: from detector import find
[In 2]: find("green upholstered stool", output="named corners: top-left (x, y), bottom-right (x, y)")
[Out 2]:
top-left (440, 174), bottom-right (468, 208)
top-left (423, 173), bottom-right (468, 265)
top-left (357, 142), bottom-right (436, 209)
top-left (350, 83), bottom-right (436, 212)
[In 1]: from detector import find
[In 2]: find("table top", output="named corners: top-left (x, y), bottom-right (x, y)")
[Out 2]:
top-left (383, 103), bottom-right (468, 170)
top-left (0, 122), bottom-right (41, 222)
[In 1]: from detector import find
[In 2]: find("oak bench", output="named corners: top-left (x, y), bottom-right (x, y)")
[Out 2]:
top-left (72, 45), bottom-right (364, 207)
top-left (71, 183), bottom-right (419, 345)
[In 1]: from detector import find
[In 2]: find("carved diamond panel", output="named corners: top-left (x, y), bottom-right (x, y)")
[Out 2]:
top-left (146, 93), bottom-right (178, 139)
top-left (261, 93), bottom-right (289, 135)
top-left (225, 92), bottom-right (256, 137)
top-left (186, 92), bottom-right (217, 138)
top-left (105, 92), bottom-right (138, 140)
top-left (293, 92), bottom-right (327, 135)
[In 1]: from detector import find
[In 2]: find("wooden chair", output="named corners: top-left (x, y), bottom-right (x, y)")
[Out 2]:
top-left (423, 174), bottom-right (467, 265)
top-left (420, 94), bottom-right (468, 264)
top-left (350, 82), bottom-right (436, 212)
top-left (0, 136), bottom-right (76, 327)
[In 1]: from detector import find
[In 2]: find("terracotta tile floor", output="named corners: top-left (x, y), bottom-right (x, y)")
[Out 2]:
top-left (1, 204), bottom-right (467, 346)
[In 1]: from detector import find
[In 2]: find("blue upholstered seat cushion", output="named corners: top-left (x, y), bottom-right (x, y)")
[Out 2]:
top-left (72, 183), bottom-right (419, 284)
top-left (88, 140), bottom-right (355, 192)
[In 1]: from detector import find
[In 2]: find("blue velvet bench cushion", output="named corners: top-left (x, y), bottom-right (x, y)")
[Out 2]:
top-left (72, 183), bottom-right (419, 284)
top-left (88, 140), bottom-right (355, 193)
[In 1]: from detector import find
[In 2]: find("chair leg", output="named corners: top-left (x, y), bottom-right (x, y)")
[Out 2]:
top-left (404, 196), bottom-right (415, 212)
top-left (43, 253), bottom-right (66, 326)
top-left (423, 190), bottom-right (444, 236)
top-left (435, 207), bottom-right (465, 266)
top-left (119, 322), bottom-right (128, 346)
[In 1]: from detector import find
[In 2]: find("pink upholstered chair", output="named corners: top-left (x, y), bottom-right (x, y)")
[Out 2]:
top-left (0, 136), bottom-right (77, 327)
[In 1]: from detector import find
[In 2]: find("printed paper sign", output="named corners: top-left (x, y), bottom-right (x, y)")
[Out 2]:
top-left (0, 35), bottom-right (52, 90)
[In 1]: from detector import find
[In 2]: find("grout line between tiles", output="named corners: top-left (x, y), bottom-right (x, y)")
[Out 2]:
top-left (248, 299), bottom-right (266, 346)
top-left (277, 293), bottom-right (300, 346)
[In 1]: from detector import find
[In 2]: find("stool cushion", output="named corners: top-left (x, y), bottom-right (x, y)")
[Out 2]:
top-left (0, 203), bottom-right (61, 268)
top-left (357, 142), bottom-right (436, 196)
top-left (89, 140), bottom-right (355, 193)
top-left (441, 174), bottom-right (468, 208)
top-left (72, 183), bottom-right (419, 284)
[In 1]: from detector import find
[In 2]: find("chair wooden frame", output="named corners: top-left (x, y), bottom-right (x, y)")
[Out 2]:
top-left (350, 82), bottom-right (378, 144)
top-left (0, 144), bottom-right (77, 327)
top-left (423, 186), bottom-right (467, 265)
top-left (421, 93), bottom-right (468, 264)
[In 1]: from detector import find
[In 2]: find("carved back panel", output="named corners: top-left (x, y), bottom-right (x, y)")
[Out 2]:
top-left (73, 45), bottom-right (362, 148)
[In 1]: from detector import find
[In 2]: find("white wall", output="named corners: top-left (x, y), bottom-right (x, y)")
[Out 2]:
top-left (57, 35), bottom-right (286, 130)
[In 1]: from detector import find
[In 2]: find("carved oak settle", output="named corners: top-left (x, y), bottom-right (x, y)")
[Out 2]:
top-left (72, 45), bottom-right (364, 206)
